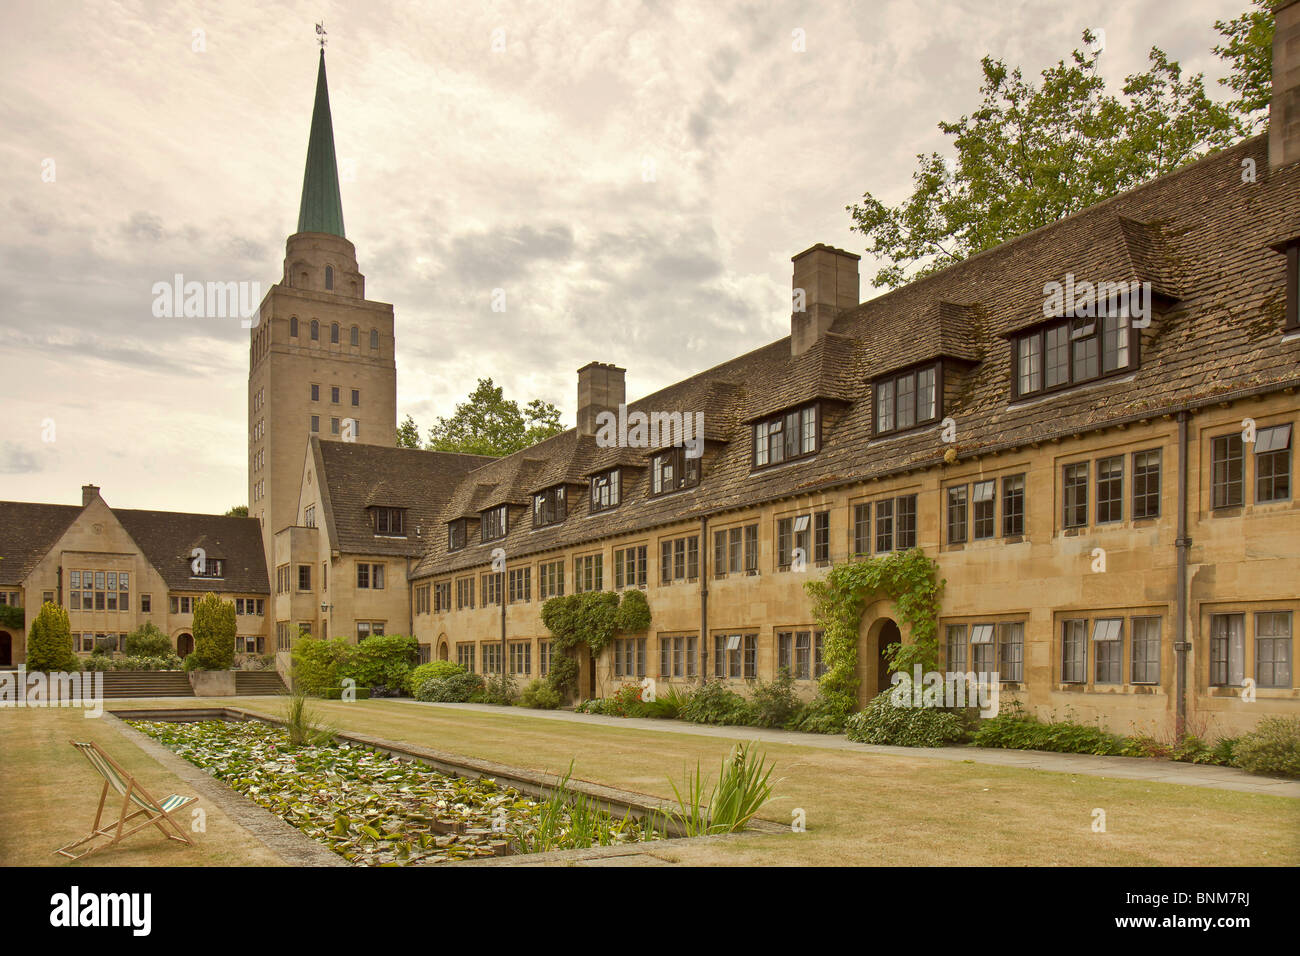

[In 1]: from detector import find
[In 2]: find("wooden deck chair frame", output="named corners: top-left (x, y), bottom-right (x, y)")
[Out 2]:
top-left (55, 740), bottom-right (197, 861)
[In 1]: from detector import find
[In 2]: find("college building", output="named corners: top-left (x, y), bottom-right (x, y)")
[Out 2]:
top-left (2, 8), bottom-right (1298, 738)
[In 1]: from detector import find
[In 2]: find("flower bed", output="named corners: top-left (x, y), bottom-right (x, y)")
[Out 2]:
top-left (127, 718), bottom-right (662, 864)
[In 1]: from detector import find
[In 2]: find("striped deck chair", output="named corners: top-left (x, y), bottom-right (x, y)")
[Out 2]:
top-left (54, 740), bottom-right (197, 860)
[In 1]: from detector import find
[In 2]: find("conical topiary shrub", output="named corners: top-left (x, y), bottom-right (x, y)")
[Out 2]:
top-left (192, 592), bottom-right (236, 670)
top-left (25, 601), bottom-right (79, 672)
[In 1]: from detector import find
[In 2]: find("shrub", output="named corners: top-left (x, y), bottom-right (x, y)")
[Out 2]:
top-left (749, 669), bottom-right (802, 729)
top-left (846, 691), bottom-right (965, 747)
top-left (407, 659), bottom-right (465, 693)
top-left (292, 637), bottom-right (352, 694)
top-left (25, 602), bottom-right (78, 672)
top-left (787, 691), bottom-right (854, 734)
top-left (82, 655), bottom-right (112, 672)
top-left (575, 698), bottom-right (609, 715)
top-left (642, 684), bottom-right (693, 719)
top-left (345, 634), bottom-right (417, 694)
top-left (415, 671), bottom-right (484, 703)
top-left (115, 654), bottom-right (184, 672)
top-left (972, 702), bottom-right (1129, 755)
top-left (680, 680), bottom-right (753, 726)
top-left (123, 622), bottom-right (172, 658)
top-left (1233, 717), bottom-right (1300, 778)
top-left (182, 652), bottom-right (201, 673)
top-left (192, 592), bottom-right (236, 670)
top-left (474, 672), bottom-right (518, 706)
top-left (519, 679), bottom-right (563, 710)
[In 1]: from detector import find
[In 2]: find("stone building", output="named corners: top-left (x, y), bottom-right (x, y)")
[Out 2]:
top-left (2, 7), bottom-right (1297, 743)
top-left (0, 485), bottom-right (268, 664)
top-left (406, 5), bottom-right (1300, 736)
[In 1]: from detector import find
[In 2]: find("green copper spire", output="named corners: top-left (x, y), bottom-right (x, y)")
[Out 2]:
top-left (297, 49), bottom-right (346, 237)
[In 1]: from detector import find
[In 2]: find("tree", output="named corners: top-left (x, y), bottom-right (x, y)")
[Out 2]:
top-left (25, 601), bottom-right (79, 672)
top-left (192, 592), bottom-right (236, 669)
top-left (396, 414), bottom-right (422, 449)
top-left (425, 378), bottom-right (563, 457)
top-left (1214, 0), bottom-right (1282, 134)
top-left (224, 505), bottom-right (248, 517)
top-left (848, 12), bottom-right (1269, 290)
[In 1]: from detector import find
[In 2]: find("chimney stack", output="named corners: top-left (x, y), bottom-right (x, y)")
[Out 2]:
top-left (576, 362), bottom-right (626, 436)
top-left (791, 244), bottom-right (859, 356)
top-left (81, 484), bottom-right (101, 507)
top-left (1271, 0), bottom-right (1300, 171)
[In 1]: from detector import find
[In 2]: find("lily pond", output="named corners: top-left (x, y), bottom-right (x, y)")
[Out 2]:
top-left (127, 719), bottom-right (664, 865)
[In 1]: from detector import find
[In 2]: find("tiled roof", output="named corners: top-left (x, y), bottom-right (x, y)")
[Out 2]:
top-left (412, 135), bottom-right (1300, 580)
top-left (0, 502), bottom-right (80, 585)
top-left (113, 510), bottom-right (270, 594)
top-left (312, 439), bottom-right (494, 556)
top-left (0, 499), bottom-right (269, 594)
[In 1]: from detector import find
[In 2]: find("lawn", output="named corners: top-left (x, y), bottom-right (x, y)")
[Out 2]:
top-left (3, 697), bottom-right (1297, 866)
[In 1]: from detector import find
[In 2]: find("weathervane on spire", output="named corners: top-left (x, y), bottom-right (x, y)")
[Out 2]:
top-left (315, 21), bottom-right (327, 49)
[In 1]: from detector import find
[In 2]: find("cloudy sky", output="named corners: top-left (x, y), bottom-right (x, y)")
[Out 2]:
top-left (0, 0), bottom-right (1249, 513)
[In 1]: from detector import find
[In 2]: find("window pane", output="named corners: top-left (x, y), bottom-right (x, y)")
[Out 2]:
top-left (1018, 335), bottom-right (1041, 394)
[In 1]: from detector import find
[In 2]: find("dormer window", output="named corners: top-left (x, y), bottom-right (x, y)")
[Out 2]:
top-left (448, 519), bottom-right (467, 552)
top-left (754, 404), bottom-right (818, 469)
top-left (481, 505), bottom-right (508, 542)
top-left (874, 363), bottom-right (939, 436)
top-left (591, 469), bottom-right (621, 512)
top-left (373, 507), bottom-right (405, 536)
top-left (651, 448), bottom-right (700, 496)
top-left (192, 558), bottom-right (225, 579)
top-left (533, 486), bottom-right (567, 528)
top-left (1013, 313), bottom-right (1135, 399)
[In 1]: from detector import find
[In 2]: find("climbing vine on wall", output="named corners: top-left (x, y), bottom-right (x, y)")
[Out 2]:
top-left (804, 549), bottom-right (944, 703)
top-left (539, 590), bottom-right (651, 698)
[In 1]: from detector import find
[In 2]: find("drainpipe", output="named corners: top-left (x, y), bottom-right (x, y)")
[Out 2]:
top-left (1175, 411), bottom-right (1192, 739)
top-left (499, 566), bottom-right (507, 682)
top-left (699, 514), bottom-right (709, 685)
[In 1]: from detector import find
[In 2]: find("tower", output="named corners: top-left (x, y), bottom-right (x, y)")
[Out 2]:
top-left (248, 49), bottom-right (398, 569)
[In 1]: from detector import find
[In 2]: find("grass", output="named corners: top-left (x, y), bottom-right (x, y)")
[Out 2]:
top-left (0, 708), bottom-right (284, 867)
top-left (4, 695), bottom-right (1299, 867)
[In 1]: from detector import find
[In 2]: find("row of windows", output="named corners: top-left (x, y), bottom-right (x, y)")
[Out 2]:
top-left (430, 425), bottom-right (1293, 602)
top-left (290, 316), bottom-right (380, 350)
top-left (310, 383), bottom-right (361, 407)
top-left (309, 415), bottom-right (361, 438)
top-left (1211, 426), bottom-right (1292, 508)
top-left (67, 570), bottom-right (131, 612)
top-left (942, 611), bottom-right (1295, 689)
top-left (452, 640), bottom-right (552, 676)
top-left (276, 561), bottom-right (384, 594)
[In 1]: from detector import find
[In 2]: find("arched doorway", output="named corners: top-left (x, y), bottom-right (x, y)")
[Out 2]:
top-left (0, 631), bottom-right (11, 667)
top-left (176, 633), bottom-right (194, 657)
top-left (858, 615), bottom-right (902, 705)
top-left (437, 641), bottom-right (449, 661)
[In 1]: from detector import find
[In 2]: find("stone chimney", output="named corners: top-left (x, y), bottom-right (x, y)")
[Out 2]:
top-left (791, 244), bottom-right (859, 356)
top-left (576, 362), bottom-right (626, 436)
top-left (81, 484), bottom-right (101, 507)
top-left (1271, 0), bottom-right (1300, 171)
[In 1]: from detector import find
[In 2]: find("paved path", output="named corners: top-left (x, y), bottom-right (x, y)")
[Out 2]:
top-left (388, 698), bottom-right (1300, 798)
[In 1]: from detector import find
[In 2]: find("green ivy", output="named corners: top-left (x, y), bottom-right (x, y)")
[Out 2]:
top-left (0, 604), bottom-right (23, 630)
top-left (540, 590), bottom-right (651, 698)
top-left (803, 549), bottom-right (944, 703)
